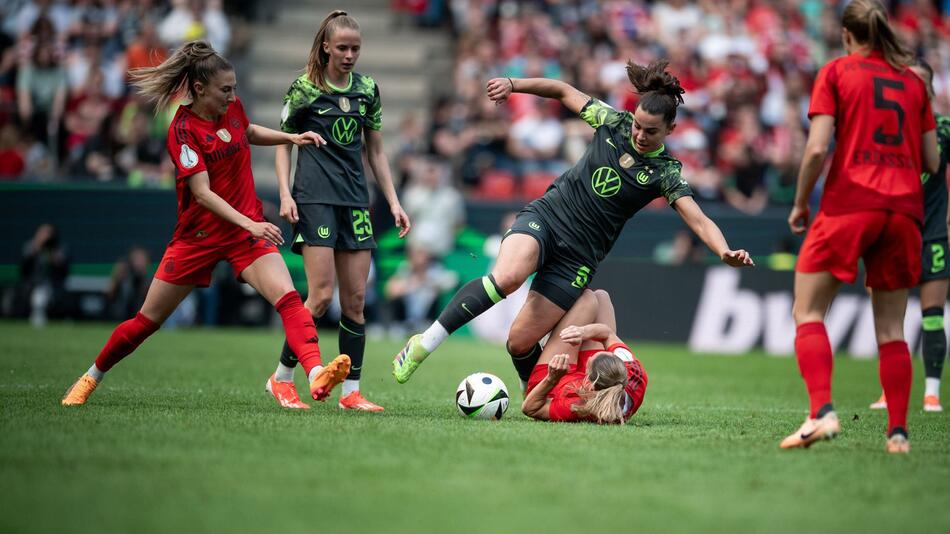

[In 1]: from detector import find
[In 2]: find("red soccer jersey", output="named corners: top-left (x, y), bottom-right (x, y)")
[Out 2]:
top-left (166, 97), bottom-right (263, 246)
top-left (548, 343), bottom-right (648, 422)
top-left (808, 51), bottom-right (936, 223)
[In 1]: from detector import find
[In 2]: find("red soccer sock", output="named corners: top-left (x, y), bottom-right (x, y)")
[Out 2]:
top-left (275, 291), bottom-right (322, 375)
top-left (879, 340), bottom-right (912, 435)
top-left (795, 322), bottom-right (834, 418)
top-left (94, 312), bottom-right (160, 372)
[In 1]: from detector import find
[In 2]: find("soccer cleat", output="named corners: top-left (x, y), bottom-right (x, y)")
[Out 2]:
top-left (310, 355), bottom-right (351, 401)
top-left (61, 374), bottom-right (99, 406)
top-left (265, 374), bottom-right (310, 409)
top-left (779, 411), bottom-right (840, 449)
top-left (885, 433), bottom-right (910, 454)
top-left (923, 394), bottom-right (943, 413)
top-left (392, 334), bottom-right (427, 384)
top-left (869, 393), bottom-right (887, 410)
top-left (339, 391), bottom-right (385, 411)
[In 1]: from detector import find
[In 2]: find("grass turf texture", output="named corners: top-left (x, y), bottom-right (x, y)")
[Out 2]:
top-left (1, 321), bottom-right (948, 533)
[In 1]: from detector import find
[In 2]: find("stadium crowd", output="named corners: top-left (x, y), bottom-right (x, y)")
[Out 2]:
top-left (404, 0), bottom-right (950, 213)
top-left (0, 0), bottom-right (261, 183)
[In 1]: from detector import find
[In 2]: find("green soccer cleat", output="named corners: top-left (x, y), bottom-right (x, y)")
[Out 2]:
top-left (393, 334), bottom-right (428, 384)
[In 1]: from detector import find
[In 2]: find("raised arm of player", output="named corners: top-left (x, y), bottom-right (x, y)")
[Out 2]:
top-left (789, 114), bottom-right (834, 235)
top-left (672, 196), bottom-right (755, 267)
top-left (187, 171), bottom-right (284, 246)
top-left (486, 77), bottom-right (590, 115)
top-left (559, 323), bottom-right (622, 348)
top-left (365, 128), bottom-right (410, 238)
top-left (521, 353), bottom-right (571, 420)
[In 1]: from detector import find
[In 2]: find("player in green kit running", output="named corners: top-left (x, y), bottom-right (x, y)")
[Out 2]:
top-left (266, 10), bottom-right (410, 411)
top-left (393, 60), bottom-right (754, 389)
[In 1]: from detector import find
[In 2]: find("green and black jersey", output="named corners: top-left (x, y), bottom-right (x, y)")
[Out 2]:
top-left (922, 114), bottom-right (950, 241)
top-left (529, 98), bottom-right (692, 264)
top-left (279, 72), bottom-right (382, 207)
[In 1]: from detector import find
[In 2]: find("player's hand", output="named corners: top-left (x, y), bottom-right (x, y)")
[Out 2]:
top-left (392, 204), bottom-right (411, 238)
top-left (279, 196), bottom-right (298, 224)
top-left (721, 249), bottom-right (754, 267)
top-left (486, 78), bottom-right (514, 104)
top-left (547, 354), bottom-right (570, 381)
top-left (788, 203), bottom-right (810, 235)
top-left (247, 221), bottom-right (284, 246)
top-left (291, 131), bottom-right (327, 147)
top-left (559, 325), bottom-right (585, 346)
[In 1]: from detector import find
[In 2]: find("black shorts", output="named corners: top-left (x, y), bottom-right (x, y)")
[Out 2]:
top-left (291, 204), bottom-right (376, 254)
top-left (506, 206), bottom-right (596, 311)
top-left (920, 237), bottom-right (950, 282)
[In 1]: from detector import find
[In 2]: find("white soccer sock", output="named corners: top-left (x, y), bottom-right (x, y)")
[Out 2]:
top-left (307, 365), bottom-right (324, 383)
top-left (342, 379), bottom-right (359, 396)
top-left (420, 322), bottom-right (449, 353)
top-left (925, 377), bottom-right (941, 397)
top-left (86, 364), bottom-right (104, 381)
top-left (275, 362), bottom-right (295, 382)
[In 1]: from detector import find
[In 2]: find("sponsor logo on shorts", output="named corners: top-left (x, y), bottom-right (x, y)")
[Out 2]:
top-left (591, 167), bottom-right (621, 198)
top-left (179, 144), bottom-right (199, 169)
top-left (528, 221), bottom-right (541, 231)
top-left (195, 230), bottom-right (207, 239)
top-left (318, 225), bottom-right (331, 239)
top-left (164, 258), bottom-right (175, 274)
top-left (357, 234), bottom-right (373, 242)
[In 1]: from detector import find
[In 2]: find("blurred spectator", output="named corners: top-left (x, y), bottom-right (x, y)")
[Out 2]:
top-left (63, 69), bottom-right (117, 180)
top-left (159, 0), bottom-right (230, 54)
top-left (385, 245), bottom-right (458, 334)
top-left (14, 223), bottom-right (70, 325)
top-left (16, 41), bottom-right (66, 150)
top-left (402, 156), bottom-right (465, 257)
top-left (105, 245), bottom-right (151, 320)
top-left (0, 123), bottom-right (26, 179)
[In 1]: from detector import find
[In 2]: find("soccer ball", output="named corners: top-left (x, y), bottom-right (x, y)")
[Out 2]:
top-left (455, 372), bottom-right (509, 420)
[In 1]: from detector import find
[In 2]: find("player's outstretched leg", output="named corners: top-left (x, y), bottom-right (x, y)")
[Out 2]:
top-left (393, 274), bottom-right (506, 384)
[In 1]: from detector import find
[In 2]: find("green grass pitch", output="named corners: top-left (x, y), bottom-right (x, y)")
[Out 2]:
top-left (1, 320), bottom-right (948, 533)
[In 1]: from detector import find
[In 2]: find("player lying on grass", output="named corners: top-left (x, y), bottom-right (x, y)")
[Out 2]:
top-left (522, 289), bottom-right (646, 424)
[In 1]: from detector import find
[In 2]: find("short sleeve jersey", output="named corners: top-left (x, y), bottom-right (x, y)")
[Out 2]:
top-left (279, 72), bottom-right (382, 207)
top-left (808, 51), bottom-right (936, 223)
top-left (922, 115), bottom-right (950, 240)
top-left (530, 98), bottom-right (692, 264)
top-left (167, 97), bottom-right (263, 246)
top-left (547, 342), bottom-right (648, 423)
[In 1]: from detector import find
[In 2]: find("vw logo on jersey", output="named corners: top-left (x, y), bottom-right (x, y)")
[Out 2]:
top-left (179, 144), bottom-right (199, 169)
top-left (339, 96), bottom-right (351, 113)
top-left (591, 166), bottom-right (622, 198)
top-left (332, 117), bottom-right (359, 145)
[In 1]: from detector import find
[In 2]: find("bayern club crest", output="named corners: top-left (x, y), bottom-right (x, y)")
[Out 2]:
top-left (339, 96), bottom-right (350, 112)
top-left (216, 128), bottom-right (232, 142)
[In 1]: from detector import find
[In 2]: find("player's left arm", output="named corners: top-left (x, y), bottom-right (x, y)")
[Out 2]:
top-left (560, 323), bottom-right (622, 348)
top-left (789, 114), bottom-right (834, 235)
top-left (521, 354), bottom-right (570, 420)
top-left (245, 124), bottom-right (327, 148)
top-left (364, 128), bottom-right (410, 238)
top-left (673, 196), bottom-right (755, 268)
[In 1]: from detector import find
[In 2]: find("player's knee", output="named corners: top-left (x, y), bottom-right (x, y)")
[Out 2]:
top-left (506, 332), bottom-right (537, 358)
top-left (792, 301), bottom-right (822, 326)
top-left (593, 288), bottom-right (611, 305)
top-left (339, 292), bottom-right (365, 320)
top-left (304, 293), bottom-right (332, 318)
top-left (490, 270), bottom-right (523, 296)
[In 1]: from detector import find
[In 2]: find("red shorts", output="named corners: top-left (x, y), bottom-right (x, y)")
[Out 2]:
top-left (155, 237), bottom-right (278, 287)
top-left (797, 210), bottom-right (921, 290)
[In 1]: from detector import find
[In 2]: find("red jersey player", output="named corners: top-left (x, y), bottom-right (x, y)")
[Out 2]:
top-left (782, 0), bottom-right (940, 453)
top-left (62, 41), bottom-right (351, 407)
top-left (522, 289), bottom-right (647, 424)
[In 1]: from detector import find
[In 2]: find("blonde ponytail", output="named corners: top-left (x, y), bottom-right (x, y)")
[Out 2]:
top-left (571, 353), bottom-right (628, 424)
top-left (130, 40), bottom-right (233, 110)
top-left (842, 0), bottom-right (912, 70)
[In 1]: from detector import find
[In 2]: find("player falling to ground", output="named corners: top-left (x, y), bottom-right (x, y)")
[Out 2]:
top-left (393, 60), bottom-right (754, 389)
top-left (62, 41), bottom-right (351, 406)
top-left (266, 10), bottom-right (410, 412)
top-left (870, 60), bottom-right (950, 414)
top-left (522, 289), bottom-right (647, 424)
top-left (781, 0), bottom-right (940, 453)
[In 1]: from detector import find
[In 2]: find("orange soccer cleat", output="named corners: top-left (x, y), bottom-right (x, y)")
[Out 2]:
top-left (869, 393), bottom-right (887, 410)
top-left (779, 411), bottom-right (840, 449)
top-left (62, 374), bottom-right (99, 406)
top-left (339, 391), bottom-right (385, 411)
top-left (265, 374), bottom-right (310, 409)
top-left (885, 433), bottom-right (910, 454)
top-left (923, 394), bottom-right (943, 413)
top-left (310, 355), bottom-right (351, 401)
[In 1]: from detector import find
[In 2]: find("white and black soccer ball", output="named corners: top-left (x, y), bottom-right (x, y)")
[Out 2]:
top-left (455, 372), bottom-right (509, 420)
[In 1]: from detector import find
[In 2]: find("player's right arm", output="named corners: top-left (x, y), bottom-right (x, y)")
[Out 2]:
top-left (486, 77), bottom-right (590, 115)
top-left (188, 171), bottom-right (284, 246)
top-left (275, 144), bottom-right (297, 223)
top-left (789, 114), bottom-right (835, 235)
top-left (522, 353), bottom-right (570, 420)
top-left (922, 128), bottom-right (939, 176)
